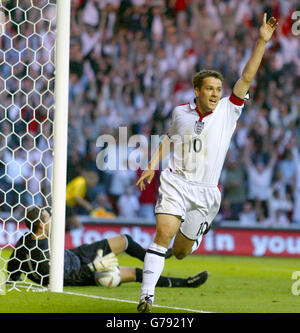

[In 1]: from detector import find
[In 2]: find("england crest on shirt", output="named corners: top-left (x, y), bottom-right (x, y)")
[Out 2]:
top-left (194, 121), bottom-right (204, 135)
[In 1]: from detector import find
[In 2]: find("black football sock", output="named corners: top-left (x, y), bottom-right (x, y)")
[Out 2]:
top-left (123, 234), bottom-right (146, 262)
top-left (135, 268), bottom-right (187, 287)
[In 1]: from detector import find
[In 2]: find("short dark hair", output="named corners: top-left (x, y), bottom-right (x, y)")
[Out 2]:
top-left (25, 206), bottom-right (49, 234)
top-left (192, 69), bottom-right (224, 90)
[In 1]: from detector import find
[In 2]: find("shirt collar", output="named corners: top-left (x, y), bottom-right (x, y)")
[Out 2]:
top-left (189, 98), bottom-right (197, 111)
top-left (189, 98), bottom-right (213, 120)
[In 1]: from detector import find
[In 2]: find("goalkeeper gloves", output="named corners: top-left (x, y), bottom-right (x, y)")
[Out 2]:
top-left (88, 249), bottom-right (119, 272)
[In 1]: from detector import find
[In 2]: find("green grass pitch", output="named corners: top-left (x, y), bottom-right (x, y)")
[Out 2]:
top-left (0, 250), bottom-right (299, 313)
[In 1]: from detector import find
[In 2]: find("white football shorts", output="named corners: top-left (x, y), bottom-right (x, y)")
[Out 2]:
top-left (155, 168), bottom-right (221, 240)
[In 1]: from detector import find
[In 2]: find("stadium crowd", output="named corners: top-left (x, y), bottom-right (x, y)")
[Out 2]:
top-left (0, 0), bottom-right (300, 226)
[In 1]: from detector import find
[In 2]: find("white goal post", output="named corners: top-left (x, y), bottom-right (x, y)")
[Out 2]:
top-left (0, 0), bottom-right (71, 293)
top-left (49, 0), bottom-right (71, 293)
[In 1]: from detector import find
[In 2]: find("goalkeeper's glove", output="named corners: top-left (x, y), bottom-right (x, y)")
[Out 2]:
top-left (87, 249), bottom-right (119, 272)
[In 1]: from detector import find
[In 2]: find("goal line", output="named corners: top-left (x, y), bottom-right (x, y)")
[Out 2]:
top-left (63, 291), bottom-right (212, 313)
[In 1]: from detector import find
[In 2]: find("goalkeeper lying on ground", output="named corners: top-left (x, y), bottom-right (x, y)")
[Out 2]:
top-left (7, 206), bottom-right (208, 288)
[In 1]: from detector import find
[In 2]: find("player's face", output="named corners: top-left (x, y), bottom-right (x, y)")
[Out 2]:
top-left (195, 77), bottom-right (222, 112)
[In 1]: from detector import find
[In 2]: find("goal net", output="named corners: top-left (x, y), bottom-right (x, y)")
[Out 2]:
top-left (0, 0), bottom-right (70, 293)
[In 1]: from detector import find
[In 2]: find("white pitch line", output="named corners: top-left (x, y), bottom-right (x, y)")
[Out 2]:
top-left (63, 291), bottom-right (212, 313)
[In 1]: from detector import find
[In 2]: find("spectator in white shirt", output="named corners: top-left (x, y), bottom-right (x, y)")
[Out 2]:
top-left (268, 189), bottom-right (293, 222)
top-left (239, 201), bottom-right (257, 225)
top-left (117, 186), bottom-right (140, 218)
top-left (243, 145), bottom-right (277, 218)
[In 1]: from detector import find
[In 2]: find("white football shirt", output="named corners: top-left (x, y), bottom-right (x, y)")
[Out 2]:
top-left (167, 93), bottom-right (244, 185)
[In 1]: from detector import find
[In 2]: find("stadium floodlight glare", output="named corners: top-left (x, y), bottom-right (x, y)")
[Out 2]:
top-left (0, 0), bottom-right (70, 293)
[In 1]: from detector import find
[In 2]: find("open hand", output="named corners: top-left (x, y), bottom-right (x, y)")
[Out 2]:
top-left (136, 169), bottom-right (155, 191)
top-left (259, 13), bottom-right (278, 43)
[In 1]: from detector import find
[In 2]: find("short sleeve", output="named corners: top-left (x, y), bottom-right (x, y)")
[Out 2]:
top-left (227, 92), bottom-right (245, 120)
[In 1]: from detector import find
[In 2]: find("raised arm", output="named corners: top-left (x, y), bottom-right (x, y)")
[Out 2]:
top-left (233, 13), bottom-right (278, 100)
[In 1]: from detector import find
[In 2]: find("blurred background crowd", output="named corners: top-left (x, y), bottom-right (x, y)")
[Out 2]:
top-left (0, 0), bottom-right (299, 227)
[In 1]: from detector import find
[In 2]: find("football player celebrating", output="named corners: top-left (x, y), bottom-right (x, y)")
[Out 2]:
top-left (136, 14), bottom-right (278, 312)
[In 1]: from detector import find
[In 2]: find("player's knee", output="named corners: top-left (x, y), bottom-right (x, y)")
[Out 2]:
top-left (154, 229), bottom-right (174, 248)
top-left (156, 229), bottom-right (171, 240)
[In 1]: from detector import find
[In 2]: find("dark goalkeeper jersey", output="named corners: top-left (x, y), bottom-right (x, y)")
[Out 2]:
top-left (7, 232), bottom-right (95, 286)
